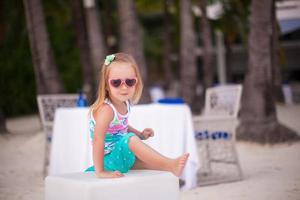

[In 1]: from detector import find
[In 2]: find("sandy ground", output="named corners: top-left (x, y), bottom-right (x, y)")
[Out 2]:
top-left (0, 105), bottom-right (300, 200)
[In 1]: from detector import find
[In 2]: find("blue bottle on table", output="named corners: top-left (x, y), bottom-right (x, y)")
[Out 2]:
top-left (76, 91), bottom-right (88, 107)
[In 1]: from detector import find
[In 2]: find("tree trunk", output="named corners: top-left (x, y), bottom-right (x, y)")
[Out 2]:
top-left (225, 41), bottom-right (233, 83)
top-left (23, 0), bottom-right (64, 94)
top-left (163, 0), bottom-right (174, 89)
top-left (237, 0), bottom-right (299, 144)
top-left (271, 1), bottom-right (284, 103)
top-left (0, 110), bottom-right (6, 134)
top-left (117, 0), bottom-right (151, 103)
top-left (179, 0), bottom-right (197, 106)
top-left (71, 0), bottom-right (94, 102)
top-left (83, 0), bottom-right (107, 89)
top-left (199, 0), bottom-right (214, 90)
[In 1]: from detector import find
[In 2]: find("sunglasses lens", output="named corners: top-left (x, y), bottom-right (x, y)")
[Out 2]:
top-left (125, 79), bottom-right (137, 87)
top-left (110, 79), bottom-right (121, 87)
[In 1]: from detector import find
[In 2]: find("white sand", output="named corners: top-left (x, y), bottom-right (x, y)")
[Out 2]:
top-left (181, 142), bottom-right (300, 200)
top-left (0, 105), bottom-right (300, 200)
top-left (0, 116), bottom-right (44, 200)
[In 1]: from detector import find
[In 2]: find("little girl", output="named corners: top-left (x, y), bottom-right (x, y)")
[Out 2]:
top-left (85, 53), bottom-right (189, 178)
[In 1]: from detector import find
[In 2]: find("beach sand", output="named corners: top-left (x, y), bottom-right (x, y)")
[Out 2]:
top-left (0, 105), bottom-right (300, 200)
top-left (181, 142), bottom-right (300, 200)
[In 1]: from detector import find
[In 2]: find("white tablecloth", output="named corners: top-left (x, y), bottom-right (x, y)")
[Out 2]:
top-left (49, 104), bottom-right (199, 190)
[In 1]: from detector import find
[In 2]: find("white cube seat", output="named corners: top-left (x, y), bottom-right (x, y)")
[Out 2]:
top-left (45, 170), bottom-right (179, 200)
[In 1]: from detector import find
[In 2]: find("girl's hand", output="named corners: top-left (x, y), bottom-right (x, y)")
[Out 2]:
top-left (96, 171), bottom-right (124, 178)
top-left (141, 128), bottom-right (154, 140)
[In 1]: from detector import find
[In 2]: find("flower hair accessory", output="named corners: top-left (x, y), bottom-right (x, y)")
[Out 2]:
top-left (104, 54), bottom-right (116, 66)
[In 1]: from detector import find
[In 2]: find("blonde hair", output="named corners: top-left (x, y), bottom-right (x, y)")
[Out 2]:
top-left (90, 53), bottom-right (143, 112)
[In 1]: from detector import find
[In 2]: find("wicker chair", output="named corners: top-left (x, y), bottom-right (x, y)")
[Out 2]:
top-left (193, 84), bottom-right (243, 186)
top-left (37, 94), bottom-right (79, 175)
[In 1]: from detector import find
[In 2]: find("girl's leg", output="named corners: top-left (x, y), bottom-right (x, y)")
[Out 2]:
top-left (132, 158), bottom-right (167, 170)
top-left (128, 136), bottom-right (189, 177)
top-left (132, 158), bottom-right (156, 170)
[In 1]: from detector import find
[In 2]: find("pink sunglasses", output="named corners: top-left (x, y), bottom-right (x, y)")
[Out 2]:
top-left (109, 77), bottom-right (137, 88)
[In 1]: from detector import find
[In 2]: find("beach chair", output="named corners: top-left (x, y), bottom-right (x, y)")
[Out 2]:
top-left (193, 84), bottom-right (243, 186)
top-left (37, 94), bottom-right (79, 176)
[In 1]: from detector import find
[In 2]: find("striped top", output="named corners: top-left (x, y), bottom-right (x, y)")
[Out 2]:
top-left (89, 99), bottom-right (131, 155)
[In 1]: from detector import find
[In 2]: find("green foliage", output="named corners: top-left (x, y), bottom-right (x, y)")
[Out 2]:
top-left (0, 0), bottom-right (82, 117)
top-left (137, 0), bottom-right (180, 81)
top-left (0, 0), bottom-right (252, 117)
top-left (139, 11), bottom-right (164, 60)
top-left (136, 0), bottom-right (162, 13)
top-left (143, 23), bottom-right (164, 81)
top-left (43, 0), bottom-right (82, 92)
top-left (216, 0), bottom-right (251, 45)
top-left (98, 0), bottom-right (119, 53)
top-left (0, 1), bottom-right (37, 117)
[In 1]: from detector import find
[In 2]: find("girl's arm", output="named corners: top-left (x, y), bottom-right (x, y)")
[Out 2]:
top-left (128, 125), bottom-right (142, 136)
top-left (93, 105), bottom-right (124, 178)
top-left (128, 125), bottom-right (154, 140)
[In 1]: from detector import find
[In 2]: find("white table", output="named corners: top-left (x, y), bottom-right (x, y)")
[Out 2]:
top-left (49, 104), bottom-right (199, 190)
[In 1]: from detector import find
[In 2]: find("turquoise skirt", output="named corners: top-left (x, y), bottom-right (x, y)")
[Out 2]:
top-left (85, 132), bottom-right (136, 173)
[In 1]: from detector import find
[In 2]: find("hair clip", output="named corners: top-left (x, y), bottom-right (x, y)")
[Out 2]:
top-left (104, 54), bottom-right (116, 66)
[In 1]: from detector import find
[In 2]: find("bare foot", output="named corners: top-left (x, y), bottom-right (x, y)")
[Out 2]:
top-left (172, 153), bottom-right (189, 177)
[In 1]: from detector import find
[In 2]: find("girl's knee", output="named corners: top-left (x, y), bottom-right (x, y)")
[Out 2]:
top-left (128, 135), bottom-right (140, 149)
top-left (128, 135), bottom-right (139, 143)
